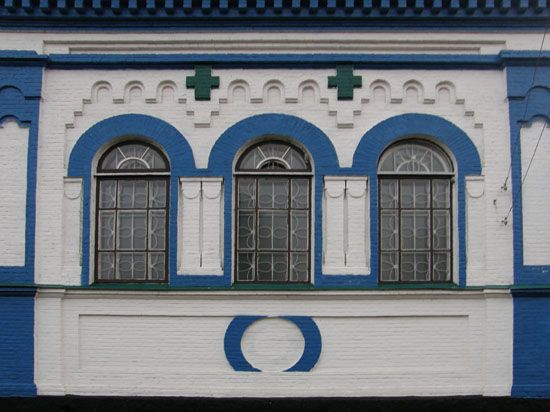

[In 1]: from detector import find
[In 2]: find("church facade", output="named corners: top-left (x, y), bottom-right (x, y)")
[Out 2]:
top-left (0, 2), bottom-right (550, 399)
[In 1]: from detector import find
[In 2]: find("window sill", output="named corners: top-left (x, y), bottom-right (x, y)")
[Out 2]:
top-left (89, 282), bottom-right (171, 291)
top-left (377, 283), bottom-right (458, 290)
top-left (231, 283), bottom-right (315, 291)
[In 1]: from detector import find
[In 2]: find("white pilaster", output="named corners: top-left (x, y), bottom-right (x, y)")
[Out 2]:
top-left (179, 177), bottom-right (224, 275)
top-left (323, 176), bottom-right (369, 275)
top-left (61, 177), bottom-right (83, 285)
top-left (466, 176), bottom-right (487, 286)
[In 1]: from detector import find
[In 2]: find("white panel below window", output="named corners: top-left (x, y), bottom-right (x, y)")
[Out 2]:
top-left (179, 177), bottom-right (224, 275)
top-left (0, 120), bottom-right (28, 267)
top-left (521, 121), bottom-right (550, 265)
top-left (323, 176), bottom-right (369, 275)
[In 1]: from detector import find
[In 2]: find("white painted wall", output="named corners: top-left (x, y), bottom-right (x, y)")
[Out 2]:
top-left (521, 120), bottom-right (550, 265)
top-left (35, 66), bottom-right (514, 285)
top-left (34, 289), bottom-right (513, 397)
top-left (0, 119), bottom-right (28, 267)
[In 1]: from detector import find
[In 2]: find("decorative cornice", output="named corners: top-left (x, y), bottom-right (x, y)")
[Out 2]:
top-left (0, 1), bottom-right (548, 29)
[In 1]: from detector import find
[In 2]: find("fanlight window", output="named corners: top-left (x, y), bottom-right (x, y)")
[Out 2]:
top-left (95, 141), bottom-right (169, 283)
top-left (378, 141), bottom-right (453, 174)
top-left (98, 142), bottom-right (168, 172)
top-left (235, 141), bottom-right (312, 283)
top-left (378, 140), bottom-right (453, 283)
top-left (236, 141), bottom-right (311, 171)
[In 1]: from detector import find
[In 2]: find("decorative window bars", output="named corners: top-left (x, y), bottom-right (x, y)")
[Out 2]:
top-left (234, 141), bottom-right (312, 283)
top-left (378, 141), bottom-right (454, 283)
top-left (95, 142), bottom-right (170, 283)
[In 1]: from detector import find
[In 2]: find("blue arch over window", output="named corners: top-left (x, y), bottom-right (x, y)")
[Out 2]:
top-left (353, 113), bottom-right (482, 287)
top-left (208, 113), bottom-right (340, 287)
top-left (68, 114), bottom-right (196, 286)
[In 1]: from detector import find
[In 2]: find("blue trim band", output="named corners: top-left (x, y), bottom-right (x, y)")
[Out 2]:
top-left (2, 51), bottom-right (550, 70)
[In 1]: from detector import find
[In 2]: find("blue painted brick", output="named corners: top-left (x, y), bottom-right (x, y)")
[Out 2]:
top-left (0, 289), bottom-right (36, 396)
top-left (513, 292), bottom-right (550, 397)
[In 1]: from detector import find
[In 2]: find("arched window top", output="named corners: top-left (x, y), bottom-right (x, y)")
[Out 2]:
top-left (236, 141), bottom-right (311, 172)
top-left (378, 140), bottom-right (453, 174)
top-left (98, 141), bottom-right (169, 173)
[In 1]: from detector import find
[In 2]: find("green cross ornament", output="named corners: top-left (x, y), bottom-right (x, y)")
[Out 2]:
top-left (328, 65), bottom-right (362, 100)
top-left (186, 65), bottom-right (220, 101)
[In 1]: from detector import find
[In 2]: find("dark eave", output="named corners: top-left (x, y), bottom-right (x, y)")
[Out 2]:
top-left (0, 1), bottom-right (548, 30)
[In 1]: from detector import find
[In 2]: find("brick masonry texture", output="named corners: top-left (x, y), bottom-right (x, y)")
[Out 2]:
top-left (1, 29), bottom-right (550, 399)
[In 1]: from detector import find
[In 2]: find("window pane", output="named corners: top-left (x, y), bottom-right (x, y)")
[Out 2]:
top-left (238, 178), bottom-right (256, 209)
top-left (433, 210), bottom-right (451, 250)
top-left (285, 147), bottom-right (308, 170)
top-left (380, 180), bottom-right (398, 208)
top-left (433, 252), bottom-right (451, 281)
top-left (238, 211), bottom-right (255, 250)
top-left (118, 180), bottom-right (148, 208)
top-left (148, 210), bottom-right (166, 250)
top-left (401, 210), bottom-right (430, 250)
top-left (433, 179), bottom-right (450, 208)
top-left (401, 179), bottom-right (430, 208)
top-left (380, 252), bottom-right (399, 281)
top-left (380, 211), bottom-right (398, 251)
top-left (98, 252), bottom-right (115, 280)
top-left (99, 180), bottom-right (117, 208)
top-left (235, 173), bottom-right (310, 284)
top-left (258, 211), bottom-right (288, 250)
top-left (291, 211), bottom-right (308, 251)
top-left (239, 147), bottom-right (263, 170)
top-left (401, 252), bottom-right (430, 281)
top-left (149, 180), bottom-right (167, 208)
top-left (257, 253), bottom-right (288, 281)
top-left (141, 147), bottom-right (167, 170)
top-left (258, 179), bottom-right (288, 209)
top-left (98, 211), bottom-right (115, 250)
top-left (117, 252), bottom-right (146, 280)
top-left (290, 253), bottom-right (308, 281)
top-left (237, 252), bottom-right (255, 281)
top-left (261, 142), bottom-right (288, 159)
top-left (148, 252), bottom-right (165, 280)
top-left (291, 179), bottom-right (309, 209)
top-left (117, 211), bottom-right (147, 250)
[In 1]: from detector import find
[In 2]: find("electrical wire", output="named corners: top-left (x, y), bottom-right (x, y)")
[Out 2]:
top-left (503, 119), bottom-right (548, 224)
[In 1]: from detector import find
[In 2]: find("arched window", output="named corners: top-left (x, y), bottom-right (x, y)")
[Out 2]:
top-left (235, 141), bottom-right (312, 283)
top-left (95, 141), bottom-right (170, 282)
top-left (378, 140), bottom-right (453, 283)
